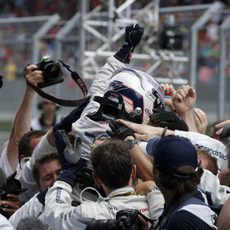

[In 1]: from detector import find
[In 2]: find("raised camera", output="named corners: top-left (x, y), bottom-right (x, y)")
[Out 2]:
top-left (37, 55), bottom-right (64, 88)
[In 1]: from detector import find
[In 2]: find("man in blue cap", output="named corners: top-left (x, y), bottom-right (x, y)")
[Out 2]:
top-left (153, 135), bottom-right (217, 230)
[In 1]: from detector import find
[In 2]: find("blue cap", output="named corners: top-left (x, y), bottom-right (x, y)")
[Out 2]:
top-left (154, 135), bottom-right (198, 178)
top-left (146, 137), bottom-right (160, 157)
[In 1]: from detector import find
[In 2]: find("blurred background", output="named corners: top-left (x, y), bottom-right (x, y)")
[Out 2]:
top-left (0, 0), bottom-right (230, 145)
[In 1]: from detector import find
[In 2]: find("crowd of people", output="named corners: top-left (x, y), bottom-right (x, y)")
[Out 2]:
top-left (0, 23), bottom-right (230, 230)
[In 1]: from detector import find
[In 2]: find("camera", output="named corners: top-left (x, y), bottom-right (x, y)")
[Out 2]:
top-left (0, 172), bottom-right (26, 200)
top-left (36, 56), bottom-right (64, 88)
top-left (0, 172), bottom-right (27, 218)
top-left (86, 209), bottom-right (151, 230)
top-left (116, 209), bottom-right (144, 230)
top-left (87, 91), bottom-right (131, 122)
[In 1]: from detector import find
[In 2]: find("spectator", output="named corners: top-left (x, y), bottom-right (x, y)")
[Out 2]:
top-left (0, 64), bottom-right (44, 177)
top-left (31, 99), bottom-right (62, 131)
top-left (5, 58), bottom-right (17, 81)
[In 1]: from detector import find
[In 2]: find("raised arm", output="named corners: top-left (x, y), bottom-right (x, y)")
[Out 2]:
top-left (87, 24), bottom-right (144, 97)
top-left (4, 65), bottom-right (43, 172)
top-left (172, 84), bottom-right (198, 132)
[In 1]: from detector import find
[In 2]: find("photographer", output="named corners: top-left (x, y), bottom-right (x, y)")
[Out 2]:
top-left (31, 99), bottom-right (62, 131)
top-left (0, 65), bottom-right (46, 217)
top-left (0, 64), bottom-right (44, 177)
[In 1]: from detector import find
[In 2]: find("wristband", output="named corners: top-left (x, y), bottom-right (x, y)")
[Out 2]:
top-left (125, 139), bottom-right (138, 149)
top-left (161, 126), bottom-right (168, 138)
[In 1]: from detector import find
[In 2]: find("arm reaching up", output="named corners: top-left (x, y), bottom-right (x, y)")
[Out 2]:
top-left (172, 85), bottom-right (198, 132)
top-left (114, 24), bottom-right (144, 64)
top-left (0, 65), bottom-right (44, 175)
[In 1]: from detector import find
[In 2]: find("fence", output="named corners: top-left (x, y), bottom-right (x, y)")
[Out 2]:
top-left (0, 1), bottom-right (229, 125)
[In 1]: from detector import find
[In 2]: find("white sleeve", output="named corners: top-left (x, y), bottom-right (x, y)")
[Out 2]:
top-left (174, 130), bottom-right (228, 171)
top-left (147, 188), bottom-right (164, 221)
top-left (72, 56), bottom-right (126, 135)
top-left (0, 144), bottom-right (13, 177)
top-left (44, 180), bottom-right (87, 230)
top-left (9, 194), bottom-right (44, 228)
top-left (199, 169), bottom-right (230, 207)
top-left (87, 56), bottom-right (126, 97)
top-left (0, 214), bottom-right (14, 230)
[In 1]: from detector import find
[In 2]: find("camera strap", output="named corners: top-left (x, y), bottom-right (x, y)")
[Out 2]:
top-left (28, 60), bottom-right (89, 107)
top-left (59, 60), bottom-right (88, 97)
top-left (153, 190), bottom-right (198, 229)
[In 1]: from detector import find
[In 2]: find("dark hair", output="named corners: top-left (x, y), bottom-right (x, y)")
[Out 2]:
top-left (91, 139), bottom-right (133, 189)
top-left (32, 153), bottom-right (59, 186)
top-left (156, 167), bottom-right (203, 195)
top-left (16, 217), bottom-right (47, 230)
top-left (18, 130), bottom-right (46, 158)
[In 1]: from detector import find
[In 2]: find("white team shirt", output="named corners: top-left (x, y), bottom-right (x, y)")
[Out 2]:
top-left (0, 214), bottom-right (14, 230)
top-left (0, 143), bottom-right (13, 177)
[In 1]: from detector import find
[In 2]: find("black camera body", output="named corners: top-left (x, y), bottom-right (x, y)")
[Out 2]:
top-left (0, 172), bottom-right (27, 218)
top-left (86, 209), bottom-right (145, 230)
top-left (87, 91), bottom-right (131, 122)
top-left (0, 172), bottom-right (26, 200)
top-left (116, 209), bottom-right (142, 230)
top-left (37, 56), bottom-right (64, 88)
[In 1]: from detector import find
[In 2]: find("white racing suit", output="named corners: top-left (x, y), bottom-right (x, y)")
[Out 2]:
top-left (71, 56), bottom-right (126, 159)
top-left (43, 180), bottom-right (151, 230)
top-left (9, 193), bottom-right (44, 228)
top-left (70, 56), bottom-right (127, 201)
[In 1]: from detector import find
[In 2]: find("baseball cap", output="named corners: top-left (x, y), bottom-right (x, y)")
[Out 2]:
top-left (153, 135), bottom-right (199, 178)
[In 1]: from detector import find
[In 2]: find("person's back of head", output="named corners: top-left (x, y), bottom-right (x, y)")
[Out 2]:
top-left (152, 135), bottom-right (203, 195)
top-left (91, 139), bottom-right (133, 190)
top-left (18, 130), bottom-right (46, 160)
top-left (16, 217), bottom-right (47, 230)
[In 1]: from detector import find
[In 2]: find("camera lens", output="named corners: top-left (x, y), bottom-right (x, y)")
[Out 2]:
top-left (46, 64), bottom-right (59, 78)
